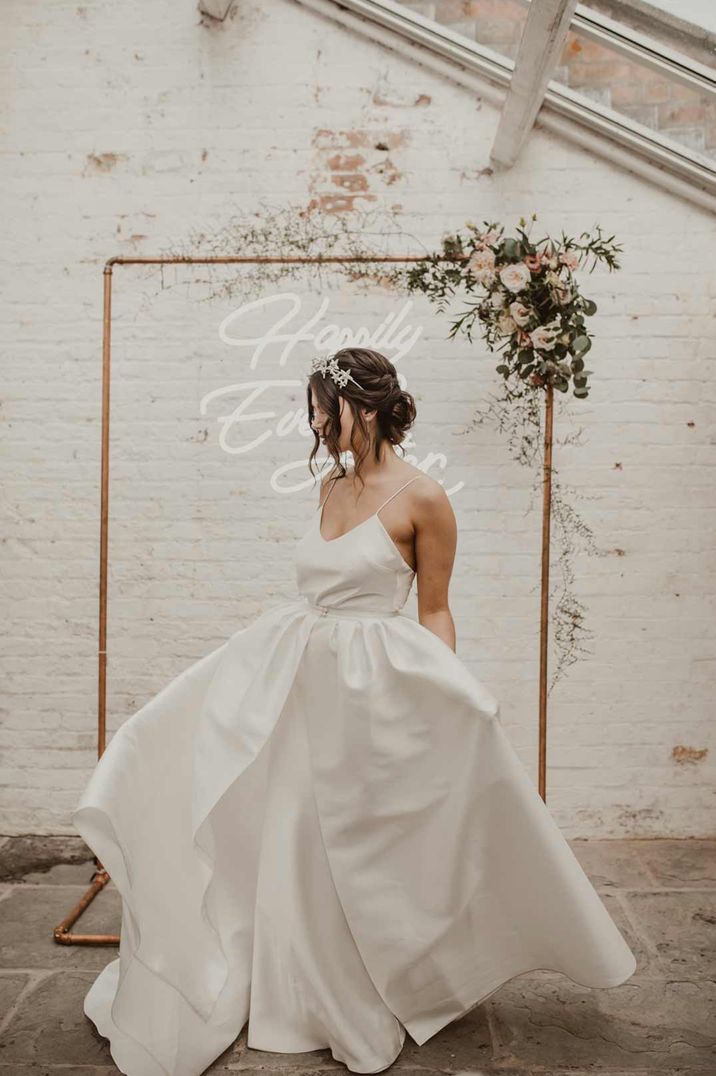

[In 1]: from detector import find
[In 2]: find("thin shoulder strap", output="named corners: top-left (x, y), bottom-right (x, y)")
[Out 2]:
top-left (376, 474), bottom-right (422, 514)
top-left (316, 472), bottom-right (339, 511)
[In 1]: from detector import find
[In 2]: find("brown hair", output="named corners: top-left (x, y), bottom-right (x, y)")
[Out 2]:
top-left (306, 348), bottom-right (417, 491)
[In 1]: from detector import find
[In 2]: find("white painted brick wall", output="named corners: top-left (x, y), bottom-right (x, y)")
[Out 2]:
top-left (1, 0), bottom-right (714, 837)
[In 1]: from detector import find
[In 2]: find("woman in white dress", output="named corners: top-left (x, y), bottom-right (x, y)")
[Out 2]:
top-left (72, 347), bottom-right (637, 1076)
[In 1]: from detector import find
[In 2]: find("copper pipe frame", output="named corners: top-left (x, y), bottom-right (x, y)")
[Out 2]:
top-left (56, 253), bottom-right (553, 947)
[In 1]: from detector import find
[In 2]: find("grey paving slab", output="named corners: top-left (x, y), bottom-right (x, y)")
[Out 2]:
top-left (624, 889), bottom-right (716, 979)
top-left (631, 839), bottom-right (716, 889)
top-left (0, 1068), bottom-right (124, 1075)
top-left (1, 838), bottom-right (714, 1076)
top-left (392, 1003), bottom-right (492, 1070)
top-left (567, 839), bottom-right (656, 890)
top-left (0, 970), bottom-right (115, 1066)
top-left (0, 886), bottom-right (119, 972)
top-left (487, 974), bottom-right (716, 1072)
top-left (0, 836), bottom-right (94, 886)
top-left (0, 970), bottom-right (31, 1004)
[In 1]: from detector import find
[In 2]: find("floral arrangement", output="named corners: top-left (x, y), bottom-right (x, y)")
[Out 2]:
top-left (404, 214), bottom-right (622, 399)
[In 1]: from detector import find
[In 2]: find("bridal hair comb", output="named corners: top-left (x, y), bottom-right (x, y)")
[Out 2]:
top-left (309, 353), bottom-right (364, 390)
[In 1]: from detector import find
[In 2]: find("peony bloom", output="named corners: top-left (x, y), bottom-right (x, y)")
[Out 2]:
top-left (474, 268), bottom-right (497, 287)
top-left (490, 290), bottom-right (507, 310)
top-left (509, 301), bottom-right (531, 327)
top-left (499, 262), bottom-right (531, 293)
top-left (468, 248), bottom-right (496, 274)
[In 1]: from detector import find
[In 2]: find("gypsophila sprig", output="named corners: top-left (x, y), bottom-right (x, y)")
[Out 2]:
top-left (404, 214), bottom-right (622, 400)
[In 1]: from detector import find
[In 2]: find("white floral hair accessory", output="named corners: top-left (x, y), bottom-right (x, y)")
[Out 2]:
top-left (309, 353), bottom-right (364, 390)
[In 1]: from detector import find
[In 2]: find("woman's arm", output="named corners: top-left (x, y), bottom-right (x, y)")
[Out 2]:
top-left (413, 481), bottom-right (458, 651)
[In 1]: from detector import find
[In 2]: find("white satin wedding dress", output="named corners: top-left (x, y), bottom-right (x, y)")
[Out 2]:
top-left (72, 474), bottom-right (637, 1076)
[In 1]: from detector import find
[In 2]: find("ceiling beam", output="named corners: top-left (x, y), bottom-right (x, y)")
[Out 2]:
top-left (491, 0), bottom-right (580, 168)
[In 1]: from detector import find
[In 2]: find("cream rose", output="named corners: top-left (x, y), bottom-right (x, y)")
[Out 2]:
top-left (499, 262), bottom-right (531, 293)
top-left (497, 313), bottom-right (518, 336)
top-left (509, 301), bottom-right (531, 327)
top-left (529, 321), bottom-right (561, 351)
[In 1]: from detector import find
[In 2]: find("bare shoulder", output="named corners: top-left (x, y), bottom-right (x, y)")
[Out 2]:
top-left (410, 472), bottom-right (453, 518)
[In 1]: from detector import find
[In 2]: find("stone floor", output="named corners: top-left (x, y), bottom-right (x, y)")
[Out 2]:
top-left (0, 836), bottom-right (714, 1075)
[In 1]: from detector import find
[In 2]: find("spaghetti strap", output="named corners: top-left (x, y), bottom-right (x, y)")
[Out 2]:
top-left (375, 474), bottom-right (423, 515)
top-left (316, 472), bottom-right (340, 512)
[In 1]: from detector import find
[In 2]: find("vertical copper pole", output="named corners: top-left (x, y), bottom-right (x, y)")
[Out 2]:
top-left (538, 383), bottom-right (554, 802)
top-left (98, 265), bottom-right (113, 759)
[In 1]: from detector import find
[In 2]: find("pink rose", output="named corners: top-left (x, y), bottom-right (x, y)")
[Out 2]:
top-left (559, 250), bottom-right (580, 271)
top-left (509, 301), bottom-right (531, 327)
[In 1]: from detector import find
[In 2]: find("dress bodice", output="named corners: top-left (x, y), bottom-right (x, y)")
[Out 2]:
top-left (294, 475), bottom-right (421, 615)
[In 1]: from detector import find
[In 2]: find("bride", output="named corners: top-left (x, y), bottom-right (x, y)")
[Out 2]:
top-left (73, 346), bottom-right (637, 1076)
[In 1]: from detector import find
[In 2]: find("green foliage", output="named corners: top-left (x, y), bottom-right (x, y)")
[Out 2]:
top-left (401, 213), bottom-right (622, 401)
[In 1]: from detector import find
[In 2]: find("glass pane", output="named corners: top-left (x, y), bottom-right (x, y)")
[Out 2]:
top-left (400, 1), bottom-right (716, 160)
top-left (401, 1), bottom-right (528, 62)
top-left (555, 14), bottom-right (716, 160)
top-left (585, 1), bottom-right (716, 68)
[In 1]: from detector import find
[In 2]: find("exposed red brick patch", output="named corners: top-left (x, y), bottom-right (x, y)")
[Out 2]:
top-left (373, 88), bottom-right (432, 107)
top-left (310, 128), bottom-right (407, 213)
top-left (85, 152), bottom-right (126, 173)
top-left (331, 172), bottom-right (369, 192)
top-left (373, 158), bottom-right (401, 185)
top-left (326, 152), bottom-right (365, 172)
top-left (314, 129), bottom-right (407, 150)
top-left (307, 193), bottom-right (372, 214)
top-left (672, 745), bottom-right (708, 764)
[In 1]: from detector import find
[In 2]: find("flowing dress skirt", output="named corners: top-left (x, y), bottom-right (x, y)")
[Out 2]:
top-left (73, 599), bottom-right (637, 1076)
